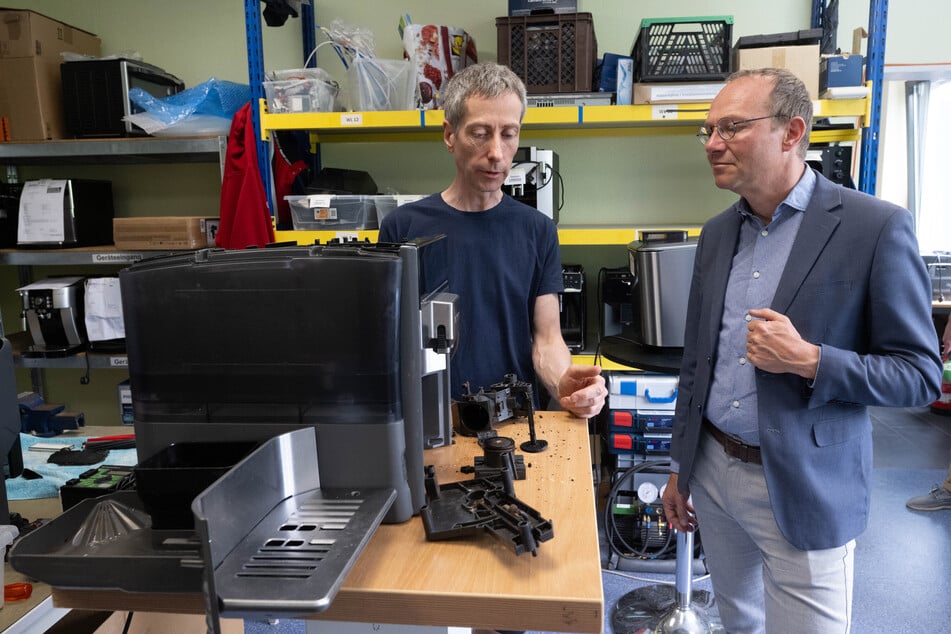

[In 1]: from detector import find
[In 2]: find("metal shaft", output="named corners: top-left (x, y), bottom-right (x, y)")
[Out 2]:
top-left (675, 528), bottom-right (694, 609)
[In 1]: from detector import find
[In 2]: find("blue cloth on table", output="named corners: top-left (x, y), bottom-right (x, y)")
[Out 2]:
top-left (6, 433), bottom-right (137, 501)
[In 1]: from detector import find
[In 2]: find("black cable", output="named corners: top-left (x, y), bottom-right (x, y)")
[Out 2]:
top-left (80, 349), bottom-right (90, 385)
top-left (547, 165), bottom-right (565, 211)
top-left (594, 266), bottom-right (609, 367)
top-left (603, 459), bottom-right (677, 562)
top-left (122, 611), bottom-right (134, 634)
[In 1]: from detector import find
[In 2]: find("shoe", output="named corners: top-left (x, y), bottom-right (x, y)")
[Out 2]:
top-left (906, 485), bottom-right (951, 511)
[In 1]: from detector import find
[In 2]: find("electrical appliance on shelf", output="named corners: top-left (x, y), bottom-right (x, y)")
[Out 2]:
top-left (503, 146), bottom-right (560, 222)
top-left (60, 58), bottom-right (185, 137)
top-left (18, 276), bottom-right (87, 357)
top-left (627, 233), bottom-right (698, 349)
top-left (560, 264), bottom-right (585, 353)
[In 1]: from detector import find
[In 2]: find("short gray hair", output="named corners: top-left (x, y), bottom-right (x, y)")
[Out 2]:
top-left (441, 62), bottom-right (527, 127)
top-left (727, 68), bottom-right (814, 157)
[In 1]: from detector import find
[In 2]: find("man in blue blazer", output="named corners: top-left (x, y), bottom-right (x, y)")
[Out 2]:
top-left (661, 68), bottom-right (941, 633)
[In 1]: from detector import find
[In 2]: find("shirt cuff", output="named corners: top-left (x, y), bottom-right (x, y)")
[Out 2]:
top-left (807, 344), bottom-right (823, 388)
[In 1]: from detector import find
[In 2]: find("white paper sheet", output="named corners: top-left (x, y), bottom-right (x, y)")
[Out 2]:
top-left (17, 179), bottom-right (67, 243)
top-left (84, 277), bottom-right (125, 341)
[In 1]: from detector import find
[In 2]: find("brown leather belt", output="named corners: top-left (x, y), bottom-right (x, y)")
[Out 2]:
top-left (703, 418), bottom-right (762, 465)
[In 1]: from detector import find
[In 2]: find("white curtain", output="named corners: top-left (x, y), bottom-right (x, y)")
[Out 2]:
top-left (917, 79), bottom-right (951, 255)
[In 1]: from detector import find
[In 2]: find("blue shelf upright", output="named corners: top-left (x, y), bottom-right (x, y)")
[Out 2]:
top-left (859, 0), bottom-right (887, 195)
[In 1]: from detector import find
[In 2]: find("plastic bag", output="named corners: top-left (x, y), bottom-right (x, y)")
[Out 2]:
top-left (125, 78), bottom-right (250, 136)
top-left (348, 58), bottom-right (415, 111)
top-left (402, 24), bottom-right (477, 109)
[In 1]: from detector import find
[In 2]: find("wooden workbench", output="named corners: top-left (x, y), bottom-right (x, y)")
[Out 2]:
top-left (43, 412), bottom-right (603, 633)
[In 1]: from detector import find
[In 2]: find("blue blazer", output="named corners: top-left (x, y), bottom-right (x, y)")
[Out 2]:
top-left (672, 170), bottom-right (942, 551)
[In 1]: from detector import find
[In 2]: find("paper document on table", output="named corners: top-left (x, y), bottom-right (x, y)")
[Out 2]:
top-left (17, 179), bottom-right (67, 243)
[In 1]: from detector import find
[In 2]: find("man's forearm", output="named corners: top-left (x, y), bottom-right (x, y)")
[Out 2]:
top-left (533, 339), bottom-right (572, 400)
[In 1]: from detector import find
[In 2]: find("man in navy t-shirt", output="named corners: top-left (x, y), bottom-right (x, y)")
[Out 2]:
top-left (379, 62), bottom-right (605, 419)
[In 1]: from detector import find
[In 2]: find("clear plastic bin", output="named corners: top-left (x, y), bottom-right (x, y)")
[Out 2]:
top-left (264, 68), bottom-right (337, 113)
top-left (375, 194), bottom-right (425, 225)
top-left (347, 58), bottom-right (416, 111)
top-left (286, 194), bottom-right (379, 230)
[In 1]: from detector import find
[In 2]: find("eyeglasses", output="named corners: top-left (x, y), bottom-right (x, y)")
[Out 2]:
top-left (696, 115), bottom-right (783, 145)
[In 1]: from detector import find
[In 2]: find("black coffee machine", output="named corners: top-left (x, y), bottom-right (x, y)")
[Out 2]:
top-left (560, 264), bottom-right (585, 353)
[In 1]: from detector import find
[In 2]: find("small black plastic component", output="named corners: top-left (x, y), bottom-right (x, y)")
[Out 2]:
top-left (420, 465), bottom-right (553, 556)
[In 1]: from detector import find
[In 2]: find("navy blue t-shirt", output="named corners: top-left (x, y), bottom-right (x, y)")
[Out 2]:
top-left (379, 193), bottom-right (563, 401)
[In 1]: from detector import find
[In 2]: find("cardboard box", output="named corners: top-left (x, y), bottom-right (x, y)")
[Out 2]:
top-left (0, 9), bottom-right (100, 140)
top-left (734, 44), bottom-right (820, 100)
top-left (113, 217), bottom-right (219, 250)
top-left (633, 82), bottom-right (725, 104)
top-left (820, 54), bottom-right (863, 92)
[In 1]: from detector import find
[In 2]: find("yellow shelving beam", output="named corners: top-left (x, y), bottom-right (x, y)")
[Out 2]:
top-left (274, 225), bottom-right (702, 247)
top-left (259, 93), bottom-right (871, 142)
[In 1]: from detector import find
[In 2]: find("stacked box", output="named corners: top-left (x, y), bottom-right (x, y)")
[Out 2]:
top-left (604, 373), bottom-right (677, 458)
top-left (608, 409), bottom-right (675, 433)
top-left (0, 9), bottom-right (100, 140)
top-left (631, 16), bottom-right (733, 83)
top-left (497, 13), bottom-right (598, 93)
top-left (735, 44), bottom-right (820, 100)
top-left (113, 217), bottom-right (218, 250)
top-left (608, 374), bottom-right (678, 410)
top-left (285, 195), bottom-right (380, 231)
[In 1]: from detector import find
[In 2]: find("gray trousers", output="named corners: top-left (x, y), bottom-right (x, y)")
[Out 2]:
top-left (689, 430), bottom-right (854, 634)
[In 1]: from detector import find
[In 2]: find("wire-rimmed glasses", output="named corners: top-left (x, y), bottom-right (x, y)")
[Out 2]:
top-left (697, 115), bottom-right (783, 145)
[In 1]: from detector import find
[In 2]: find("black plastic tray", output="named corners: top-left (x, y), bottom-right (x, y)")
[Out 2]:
top-left (10, 490), bottom-right (204, 592)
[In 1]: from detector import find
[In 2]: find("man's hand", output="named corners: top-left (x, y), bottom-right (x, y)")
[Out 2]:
top-left (746, 307), bottom-right (820, 378)
top-left (661, 473), bottom-right (697, 532)
top-left (557, 364), bottom-right (606, 418)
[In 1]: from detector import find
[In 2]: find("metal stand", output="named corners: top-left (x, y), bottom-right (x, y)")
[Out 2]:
top-left (611, 529), bottom-right (722, 634)
top-left (519, 406), bottom-right (548, 453)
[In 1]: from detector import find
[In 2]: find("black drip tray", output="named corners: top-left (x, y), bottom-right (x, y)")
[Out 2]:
top-left (10, 491), bottom-right (204, 593)
top-left (10, 427), bottom-right (398, 623)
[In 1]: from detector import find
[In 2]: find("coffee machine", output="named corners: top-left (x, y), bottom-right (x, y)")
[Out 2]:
top-left (601, 266), bottom-right (634, 338)
top-left (18, 276), bottom-right (87, 357)
top-left (560, 264), bottom-right (585, 353)
top-left (627, 235), bottom-right (697, 348)
top-left (503, 146), bottom-right (560, 222)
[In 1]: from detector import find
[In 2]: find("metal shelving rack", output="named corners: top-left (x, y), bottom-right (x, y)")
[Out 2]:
top-left (812, 0), bottom-right (887, 194)
top-left (0, 136), bottom-right (227, 382)
top-left (245, 1), bottom-right (886, 363)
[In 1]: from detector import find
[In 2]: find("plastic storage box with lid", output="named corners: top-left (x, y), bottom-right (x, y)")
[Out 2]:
top-left (375, 194), bottom-right (426, 226)
top-left (630, 16), bottom-right (733, 82)
top-left (608, 373), bottom-right (679, 411)
top-left (264, 68), bottom-right (337, 113)
top-left (497, 12), bottom-right (598, 94)
top-left (285, 194), bottom-right (380, 230)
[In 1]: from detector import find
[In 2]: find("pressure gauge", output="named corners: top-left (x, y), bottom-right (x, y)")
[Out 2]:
top-left (637, 481), bottom-right (659, 504)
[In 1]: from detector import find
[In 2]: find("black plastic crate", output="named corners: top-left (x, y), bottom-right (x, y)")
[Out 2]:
top-left (631, 16), bottom-right (733, 82)
top-left (497, 12), bottom-right (598, 94)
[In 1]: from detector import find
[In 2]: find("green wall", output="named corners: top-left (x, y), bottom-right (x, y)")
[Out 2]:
top-left (12, 0), bottom-right (942, 425)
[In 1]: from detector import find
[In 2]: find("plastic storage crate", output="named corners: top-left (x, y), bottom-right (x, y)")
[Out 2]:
top-left (631, 16), bottom-right (733, 82)
top-left (285, 194), bottom-right (379, 230)
top-left (497, 12), bottom-right (598, 94)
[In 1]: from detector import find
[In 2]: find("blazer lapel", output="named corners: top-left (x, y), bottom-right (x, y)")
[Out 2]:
top-left (705, 210), bottom-right (743, 345)
top-left (771, 175), bottom-right (842, 313)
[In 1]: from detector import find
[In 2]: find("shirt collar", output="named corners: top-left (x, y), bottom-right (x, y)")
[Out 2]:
top-left (737, 164), bottom-right (816, 223)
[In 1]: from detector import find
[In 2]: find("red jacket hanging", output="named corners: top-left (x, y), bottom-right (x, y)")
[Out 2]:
top-left (216, 102), bottom-right (275, 249)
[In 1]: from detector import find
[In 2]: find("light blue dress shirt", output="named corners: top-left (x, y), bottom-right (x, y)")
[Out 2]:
top-left (704, 167), bottom-right (817, 445)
